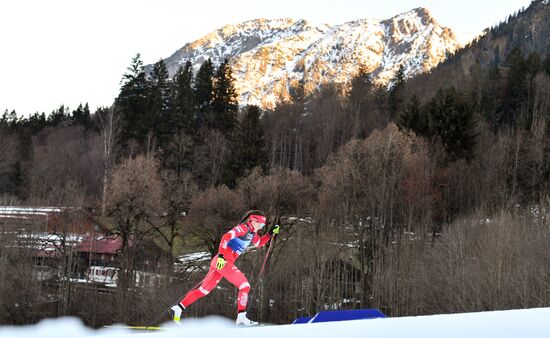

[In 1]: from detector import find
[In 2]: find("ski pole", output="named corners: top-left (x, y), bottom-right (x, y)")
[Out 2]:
top-left (259, 236), bottom-right (274, 276)
top-left (145, 269), bottom-right (214, 328)
top-left (258, 234), bottom-right (275, 323)
top-left (144, 308), bottom-right (171, 329)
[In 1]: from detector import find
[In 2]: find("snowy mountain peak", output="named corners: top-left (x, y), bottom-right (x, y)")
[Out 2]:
top-left (154, 9), bottom-right (460, 109)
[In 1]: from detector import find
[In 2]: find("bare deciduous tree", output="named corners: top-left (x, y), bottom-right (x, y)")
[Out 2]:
top-left (96, 107), bottom-right (121, 216)
top-left (146, 169), bottom-right (197, 281)
top-left (185, 185), bottom-right (244, 256)
top-left (107, 155), bottom-right (162, 322)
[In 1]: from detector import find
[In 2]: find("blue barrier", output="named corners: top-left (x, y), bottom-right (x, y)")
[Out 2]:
top-left (292, 316), bottom-right (312, 324)
top-left (293, 309), bottom-right (386, 324)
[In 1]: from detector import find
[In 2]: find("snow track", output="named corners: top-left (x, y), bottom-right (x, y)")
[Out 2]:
top-left (1, 307), bottom-right (549, 338)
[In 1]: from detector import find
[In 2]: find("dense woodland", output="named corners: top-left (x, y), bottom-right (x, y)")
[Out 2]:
top-left (1, 3), bottom-right (550, 326)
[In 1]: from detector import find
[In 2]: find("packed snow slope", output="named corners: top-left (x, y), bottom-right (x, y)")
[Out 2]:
top-left (1, 307), bottom-right (549, 338)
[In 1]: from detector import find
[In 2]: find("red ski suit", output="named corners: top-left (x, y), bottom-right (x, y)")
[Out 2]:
top-left (180, 222), bottom-right (272, 312)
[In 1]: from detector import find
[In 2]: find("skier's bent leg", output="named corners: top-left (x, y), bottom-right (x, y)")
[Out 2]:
top-left (219, 262), bottom-right (257, 326)
top-left (180, 265), bottom-right (221, 309)
top-left (220, 263), bottom-right (250, 312)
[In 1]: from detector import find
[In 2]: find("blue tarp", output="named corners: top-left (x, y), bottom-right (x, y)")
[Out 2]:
top-left (293, 309), bottom-right (386, 324)
top-left (292, 316), bottom-right (312, 324)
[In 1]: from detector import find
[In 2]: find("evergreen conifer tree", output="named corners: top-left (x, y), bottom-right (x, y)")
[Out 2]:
top-left (71, 103), bottom-right (92, 129)
top-left (388, 64), bottom-right (406, 120)
top-left (397, 94), bottom-right (427, 136)
top-left (173, 60), bottom-right (196, 136)
top-left (160, 61), bottom-right (196, 174)
top-left (223, 105), bottom-right (268, 188)
top-left (149, 59), bottom-right (172, 146)
top-left (194, 58), bottom-right (214, 130)
top-left (501, 48), bottom-right (527, 128)
top-left (348, 66), bottom-right (372, 106)
top-left (115, 53), bottom-right (151, 146)
top-left (426, 87), bottom-right (476, 162)
top-left (211, 58), bottom-right (239, 137)
top-left (26, 112), bottom-right (48, 135)
top-left (1, 110), bottom-right (19, 130)
top-left (347, 66), bottom-right (374, 138)
top-left (48, 105), bottom-right (70, 127)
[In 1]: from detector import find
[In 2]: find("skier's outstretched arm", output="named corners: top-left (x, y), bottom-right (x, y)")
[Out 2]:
top-left (252, 224), bottom-right (280, 248)
top-left (251, 233), bottom-right (270, 248)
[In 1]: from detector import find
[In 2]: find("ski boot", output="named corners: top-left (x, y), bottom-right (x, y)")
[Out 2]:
top-left (236, 311), bottom-right (258, 326)
top-left (169, 304), bottom-right (185, 324)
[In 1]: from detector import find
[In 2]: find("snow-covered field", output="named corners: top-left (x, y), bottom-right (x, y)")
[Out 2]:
top-left (1, 307), bottom-right (549, 338)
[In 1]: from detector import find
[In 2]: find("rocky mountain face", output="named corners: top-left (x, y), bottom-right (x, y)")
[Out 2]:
top-left (151, 8), bottom-right (460, 109)
top-left (408, 0), bottom-right (550, 95)
top-left (464, 0), bottom-right (550, 71)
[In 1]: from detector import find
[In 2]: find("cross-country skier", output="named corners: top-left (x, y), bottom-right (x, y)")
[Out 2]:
top-left (170, 210), bottom-right (280, 326)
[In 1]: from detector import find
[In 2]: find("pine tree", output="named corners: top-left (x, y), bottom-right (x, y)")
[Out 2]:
top-left (223, 105), bottom-right (268, 188)
top-left (48, 105), bottom-right (70, 127)
top-left (426, 87), bottom-right (476, 162)
top-left (348, 66), bottom-right (373, 106)
top-left (500, 48), bottom-right (527, 128)
top-left (149, 59), bottom-right (172, 147)
top-left (1, 110), bottom-right (19, 130)
top-left (347, 66), bottom-right (374, 138)
top-left (397, 94), bottom-right (427, 136)
top-left (25, 112), bottom-right (48, 135)
top-left (194, 58), bottom-right (214, 130)
top-left (71, 103), bottom-right (92, 129)
top-left (388, 64), bottom-right (406, 120)
top-left (211, 58), bottom-right (239, 137)
top-left (173, 60), bottom-right (196, 136)
top-left (160, 61), bottom-right (196, 174)
top-left (115, 53), bottom-right (151, 147)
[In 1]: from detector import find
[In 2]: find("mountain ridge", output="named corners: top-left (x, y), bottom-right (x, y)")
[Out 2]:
top-left (147, 8), bottom-right (460, 109)
top-left (404, 0), bottom-right (550, 101)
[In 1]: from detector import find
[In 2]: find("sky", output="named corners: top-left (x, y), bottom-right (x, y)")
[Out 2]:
top-left (0, 0), bottom-right (533, 116)
top-left (0, 307), bottom-right (549, 337)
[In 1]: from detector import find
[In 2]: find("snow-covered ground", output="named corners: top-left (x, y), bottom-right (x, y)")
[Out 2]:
top-left (1, 307), bottom-right (549, 338)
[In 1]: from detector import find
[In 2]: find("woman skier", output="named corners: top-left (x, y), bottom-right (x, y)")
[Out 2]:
top-left (170, 210), bottom-right (280, 326)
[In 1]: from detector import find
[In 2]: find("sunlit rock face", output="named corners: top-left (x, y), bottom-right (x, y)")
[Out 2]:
top-left (153, 8), bottom-right (460, 109)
